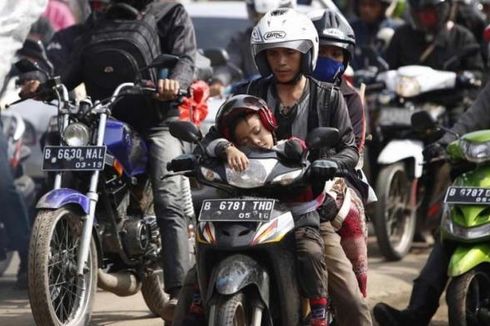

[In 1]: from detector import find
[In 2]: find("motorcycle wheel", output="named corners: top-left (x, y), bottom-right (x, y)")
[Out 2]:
top-left (213, 292), bottom-right (249, 325)
top-left (374, 163), bottom-right (416, 261)
top-left (28, 208), bottom-right (97, 326)
top-left (446, 267), bottom-right (490, 326)
top-left (141, 269), bottom-right (169, 317)
top-left (0, 252), bottom-right (13, 276)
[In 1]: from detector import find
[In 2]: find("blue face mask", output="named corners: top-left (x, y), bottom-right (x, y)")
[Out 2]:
top-left (312, 57), bottom-right (345, 83)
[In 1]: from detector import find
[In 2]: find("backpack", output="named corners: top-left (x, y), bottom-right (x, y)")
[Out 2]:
top-left (80, 1), bottom-right (176, 100)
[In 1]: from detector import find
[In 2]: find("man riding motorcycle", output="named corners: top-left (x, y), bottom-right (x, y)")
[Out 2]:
top-left (20, 0), bottom-right (196, 319)
top-left (205, 8), bottom-right (372, 325)
top-left (373, 80), bottom-right (490, 325)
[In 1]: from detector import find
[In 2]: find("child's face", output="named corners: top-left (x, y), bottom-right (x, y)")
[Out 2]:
top-left (265, 48), bottom-right (302, 83)
top-left (233, 114), bottom-right (274, 150)
top-left (318, 45), bottom-right (344, 63)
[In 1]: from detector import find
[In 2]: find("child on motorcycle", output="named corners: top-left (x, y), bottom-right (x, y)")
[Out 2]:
top-left (184, 94), bottom-right (331, 326)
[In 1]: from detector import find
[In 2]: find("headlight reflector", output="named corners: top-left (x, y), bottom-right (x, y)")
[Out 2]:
top-left (460, 140), bottom-right (490, 163)
top-left (63, 123), bottom-right (90, 147)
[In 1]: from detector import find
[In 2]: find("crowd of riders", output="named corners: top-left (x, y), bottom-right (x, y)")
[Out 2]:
top-left (3, 0), bottom-right (490, 325)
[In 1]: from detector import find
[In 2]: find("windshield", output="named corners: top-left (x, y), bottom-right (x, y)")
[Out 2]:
top-left (191, 17), bottom-right (250, 49)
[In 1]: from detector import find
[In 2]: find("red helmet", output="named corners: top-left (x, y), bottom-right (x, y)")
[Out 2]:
top-left (216, 95), bottom-right (277, 141)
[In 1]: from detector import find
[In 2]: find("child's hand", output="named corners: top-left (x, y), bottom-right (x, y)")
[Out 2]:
top-left (225, 146), bottom-right (249, 172)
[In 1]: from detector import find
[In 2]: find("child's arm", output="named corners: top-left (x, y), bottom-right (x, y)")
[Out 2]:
top-left (205, 137), bottom-right (249, 172)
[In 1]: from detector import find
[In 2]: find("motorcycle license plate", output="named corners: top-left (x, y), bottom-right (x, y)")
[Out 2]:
top-left (42, 146), bottom-right (106, 171)
top-left (378, 108), bottom-right (414, 126)
top-left (199, 199), bottom-right (275, 222)
top-left (445, 186), bottom-right (490, 205)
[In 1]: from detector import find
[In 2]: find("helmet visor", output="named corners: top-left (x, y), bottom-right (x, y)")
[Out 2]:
top-left (254, 40), bottom-right (312, 55)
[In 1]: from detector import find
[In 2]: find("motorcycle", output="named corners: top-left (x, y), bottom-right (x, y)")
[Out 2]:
top-left (10, 54), bottom-right (191, 325)
top-left (0, 111), bottom-right (35, 276)
top-left (167, 121), bottom-right (343, 325)
top-left (358, 46), bottom-right (481, 261)
top-left (412, 110), bottom-right (490, 326)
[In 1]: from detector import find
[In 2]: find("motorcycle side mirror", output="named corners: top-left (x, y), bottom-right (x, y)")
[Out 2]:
top-left (411, 111), bottom-right (437, 133)
top-left (306, 127), bottom-right (340, 150)
top-left (202, 48), bottom-right (229, 67)
top-left (169, 121), bottom-right (202, 143)
top-left (15, 58), bottom-right (48, 75)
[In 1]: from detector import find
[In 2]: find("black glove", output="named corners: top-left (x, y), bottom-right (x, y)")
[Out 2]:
top-left (422, 142), bottom-right (446, 161)
top-left (310, 159), bottom-right (339, 181)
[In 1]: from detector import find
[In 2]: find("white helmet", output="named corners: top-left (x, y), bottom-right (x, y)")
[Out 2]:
top-left (251, 8), bottom-right (319, 77)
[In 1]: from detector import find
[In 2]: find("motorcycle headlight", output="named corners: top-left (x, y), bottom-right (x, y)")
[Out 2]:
top-left (460, 140), bottom-right (490, 163)
top-left (396, 76), bottom-right (421, 98)
top-left (271, 169), bottom-right (302, 186)
top-left (63, 123), bottom-right (90, 147)
top-left (226, 159), bottom-right (276, 188)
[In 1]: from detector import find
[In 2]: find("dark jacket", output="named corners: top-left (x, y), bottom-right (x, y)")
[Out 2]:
top-left (59, 2), bottom-right (196, 132)
top-left (439, 80), bottom-right (490, 145)
top-left (203, 76), bottom-right (359, 171)
top-left (341, 79), bottom-right (365, 152)
top-left (385, 23), bottom-right (484, 77)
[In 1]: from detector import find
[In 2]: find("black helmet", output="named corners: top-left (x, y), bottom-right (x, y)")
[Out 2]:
top-left (408, 0), bottom-right (451, 33)
top-left (110, 0), bottom-right (152, 11)
top-left (310, 9), bottom-right (356, 66)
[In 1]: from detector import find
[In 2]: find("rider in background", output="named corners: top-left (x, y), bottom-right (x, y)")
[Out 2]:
top-left (310, 8), bottom-right (371, 297)
top-left (385, 0), bottom-right (483, 75)
top-left (208, 0), bottom-right (296, 96)
top-left (373, 75), bottom-right (490, 326)
top-left (349, 0), bottom-right (403, 70)
top-left (20, 0), bottom-right (197, 319)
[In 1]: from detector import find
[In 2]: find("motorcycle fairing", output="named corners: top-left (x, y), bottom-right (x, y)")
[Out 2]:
top-left (448, 244), bottom-right (490, 277)
top-left (103, 118), bottom-right (148, 177)
top-left (377, 139), bottom-right (424, 178)
top-left (36, 188), bottom-right (90, 214)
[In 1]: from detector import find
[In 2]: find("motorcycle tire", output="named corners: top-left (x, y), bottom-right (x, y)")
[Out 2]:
top-left (373, 163), bottom-right (416, 261)
top-left (0, 252), bottom-right (13, 277)
top-left (141, 269), bottom-right (169, 318)
top-left (213, 292), bottom-right (249, 325)
top-left (446, 266), bottom-right (490, 326)
top-left (28, 208), bottom-right (97, 326)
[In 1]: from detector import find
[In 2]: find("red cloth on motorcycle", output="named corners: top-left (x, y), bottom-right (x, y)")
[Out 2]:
top-left (178, 80), bottom-right (209, 125)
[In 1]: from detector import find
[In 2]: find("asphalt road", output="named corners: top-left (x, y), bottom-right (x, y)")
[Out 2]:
top-left (0, 235), bottom-right (448, 326)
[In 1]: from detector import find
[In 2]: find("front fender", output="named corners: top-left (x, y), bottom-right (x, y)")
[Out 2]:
top-left (448, 244), bottom-right (490, 277)
top-left (207, 254), bottom-right (270, 307)
top-left (36, 188), bottom-right (90, 215)
top-left (377, 139), bottom-right (424, 178)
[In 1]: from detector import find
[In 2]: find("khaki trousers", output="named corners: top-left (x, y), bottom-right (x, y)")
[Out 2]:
top-left (321, 222), bottom-right (372, 326)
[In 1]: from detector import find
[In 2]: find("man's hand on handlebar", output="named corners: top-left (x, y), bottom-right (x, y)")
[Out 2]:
top-left (156, 78), bottom-right (180, 101)
top-left (19, 80), bottom-right (41, 99)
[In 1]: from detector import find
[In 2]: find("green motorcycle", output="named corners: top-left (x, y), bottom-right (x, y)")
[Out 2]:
top-left (412, 111), bottom-right (490, 326)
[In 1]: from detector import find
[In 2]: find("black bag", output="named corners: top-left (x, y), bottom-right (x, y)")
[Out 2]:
top-left (80, 2), bottom-right (168, 100)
